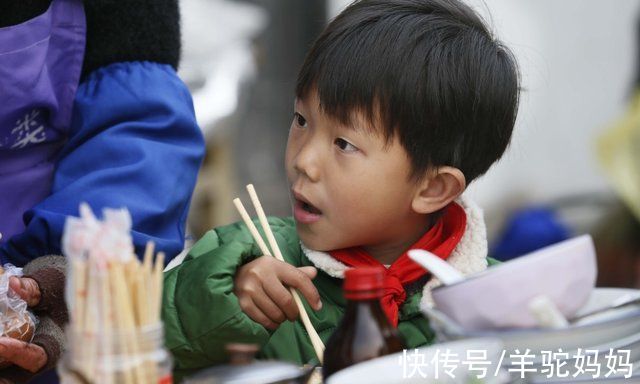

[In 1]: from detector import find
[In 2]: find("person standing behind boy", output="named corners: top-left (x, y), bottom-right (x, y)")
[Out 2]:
top-left (163, 0), bottom-right (519, 380)
top-left (0, 0), bottom-right (204, 382)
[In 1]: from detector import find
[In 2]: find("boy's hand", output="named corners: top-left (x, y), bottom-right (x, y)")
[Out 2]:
top-left (234, 256), bottom-right (322, 330)
top-left (8, 277), bottom-right (40, 308)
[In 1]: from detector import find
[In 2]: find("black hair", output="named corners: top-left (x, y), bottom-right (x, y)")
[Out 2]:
top-left (296, 0), bottom-right (520, 184)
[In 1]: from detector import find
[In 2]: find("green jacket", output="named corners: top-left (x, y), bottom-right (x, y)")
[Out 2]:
top-left (163, 198), bottom-right (492, 381)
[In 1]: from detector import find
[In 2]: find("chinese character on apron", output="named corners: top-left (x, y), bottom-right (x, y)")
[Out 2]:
top-left (0, 0), bottom-right (85, 244)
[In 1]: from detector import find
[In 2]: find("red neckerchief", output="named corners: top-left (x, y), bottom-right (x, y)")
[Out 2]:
top-left (329, 202), bottom-right (467, 327)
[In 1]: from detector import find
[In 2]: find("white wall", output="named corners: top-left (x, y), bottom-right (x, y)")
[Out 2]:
top-left (329, 0), bottom-right (640, 235)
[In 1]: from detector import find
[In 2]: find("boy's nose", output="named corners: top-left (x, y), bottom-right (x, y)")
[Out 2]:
top-left (293, 144), bottom-right (320, 182)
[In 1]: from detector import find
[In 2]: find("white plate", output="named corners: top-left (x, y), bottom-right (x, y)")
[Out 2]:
top-left (423, 288), bottom-right (640, 354)
top-left (519, 331), bottom-right (640, 382)
top-left (527, 361), bottom-right (640, 384)
top-left (326, 338), bottom-right (509, 384)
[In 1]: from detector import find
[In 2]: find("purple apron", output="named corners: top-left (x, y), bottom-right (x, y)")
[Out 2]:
top-left (0, 0), bottom-right (85, 243)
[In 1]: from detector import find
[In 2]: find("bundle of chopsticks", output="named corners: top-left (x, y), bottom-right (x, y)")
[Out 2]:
top-left (62, 204), bottom-right (165, 384)
top-left (233, 184), bottom-right (325, 363)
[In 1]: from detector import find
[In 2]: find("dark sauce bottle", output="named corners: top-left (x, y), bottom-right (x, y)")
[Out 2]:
top-left (322, 267), bottom-right (406, 380)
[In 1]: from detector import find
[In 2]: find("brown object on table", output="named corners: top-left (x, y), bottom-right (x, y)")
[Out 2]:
top-left (225, 343), bottom-right (259, 365)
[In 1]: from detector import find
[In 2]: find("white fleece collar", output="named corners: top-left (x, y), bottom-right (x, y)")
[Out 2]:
top-left (301, 196), bottom-right (488, 309)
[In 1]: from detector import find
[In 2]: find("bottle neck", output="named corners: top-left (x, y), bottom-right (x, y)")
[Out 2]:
top-left (344, 297), bottom-right (387, 321)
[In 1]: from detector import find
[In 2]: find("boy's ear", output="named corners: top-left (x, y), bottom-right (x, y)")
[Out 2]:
top-left (412, 167), bottom-right (466, 214)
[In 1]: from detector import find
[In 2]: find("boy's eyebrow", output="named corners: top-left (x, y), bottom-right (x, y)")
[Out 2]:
top-left (342, 117), bottom-right (369, 134)
top-left (320, 110), bottom-right (366, 134)
top-left (296, 95), bottom-right (381, 137)
top-left (340, 107), bottom-right (384, 136)
top-left (294, 98), bottom-right (313, 117)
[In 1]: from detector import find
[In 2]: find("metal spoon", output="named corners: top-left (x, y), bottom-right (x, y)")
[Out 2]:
top-left (408, 249), bottom-right (465, 285)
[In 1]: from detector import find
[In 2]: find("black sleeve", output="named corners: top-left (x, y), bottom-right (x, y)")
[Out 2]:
top-left (81, 0), bottom-right (182, 80)
top-left (0, 0), bottom-right (51, 28)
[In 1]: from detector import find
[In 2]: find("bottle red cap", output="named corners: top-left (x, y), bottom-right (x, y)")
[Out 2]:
top-left (343, 267), bottom-right (385, 299)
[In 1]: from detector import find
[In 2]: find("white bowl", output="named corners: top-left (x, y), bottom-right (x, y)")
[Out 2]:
top-left (431, 235), bottom-right (597, 330)
top-left (424, 288), bottom-right (640, 354)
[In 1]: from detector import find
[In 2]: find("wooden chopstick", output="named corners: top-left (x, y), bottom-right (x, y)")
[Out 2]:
top-left (246, 184), bottom-right (287, 263)
top-left (233, 199), bottom-right (271, 255)
top-left (152, 252), bottom-right (165, 324)
top-left (234, 184), bottom-right (325, 363)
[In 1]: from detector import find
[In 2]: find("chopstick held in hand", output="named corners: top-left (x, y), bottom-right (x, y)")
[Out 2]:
top-left (233, 184), bottom-right (325, 363)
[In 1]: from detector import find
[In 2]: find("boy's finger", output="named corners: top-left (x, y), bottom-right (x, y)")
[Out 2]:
top-left (297, 266), bottom-right (317, 279)
top-left (279, 267), bottom-right (322, 311)
top-left (238, 297), bottom-right (278, 330)
top-left (263, 277), bottom-right (299, 321)
top-left (252, 287), bottom-right (288, 324)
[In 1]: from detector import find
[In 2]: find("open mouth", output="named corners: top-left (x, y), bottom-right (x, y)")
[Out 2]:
top-left (300, 200), bottom-right (322, 215)
top-left (292, 192), bottom-right (323, 224)
top-left (292, 190), bottom-right (322, 214)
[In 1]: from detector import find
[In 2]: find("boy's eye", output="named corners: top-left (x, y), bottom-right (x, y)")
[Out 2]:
top-left (334, 138), bottom-right (358, 153)
top-left (293, 112), bottom-right (307, 128)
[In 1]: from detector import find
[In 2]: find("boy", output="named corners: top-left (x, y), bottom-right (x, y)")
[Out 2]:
top-left (163, 0), bottom-right (519, 380)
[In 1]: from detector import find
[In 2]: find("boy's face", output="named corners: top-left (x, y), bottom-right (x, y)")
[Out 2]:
top-left (285, 91), bottom-right (430, 257)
